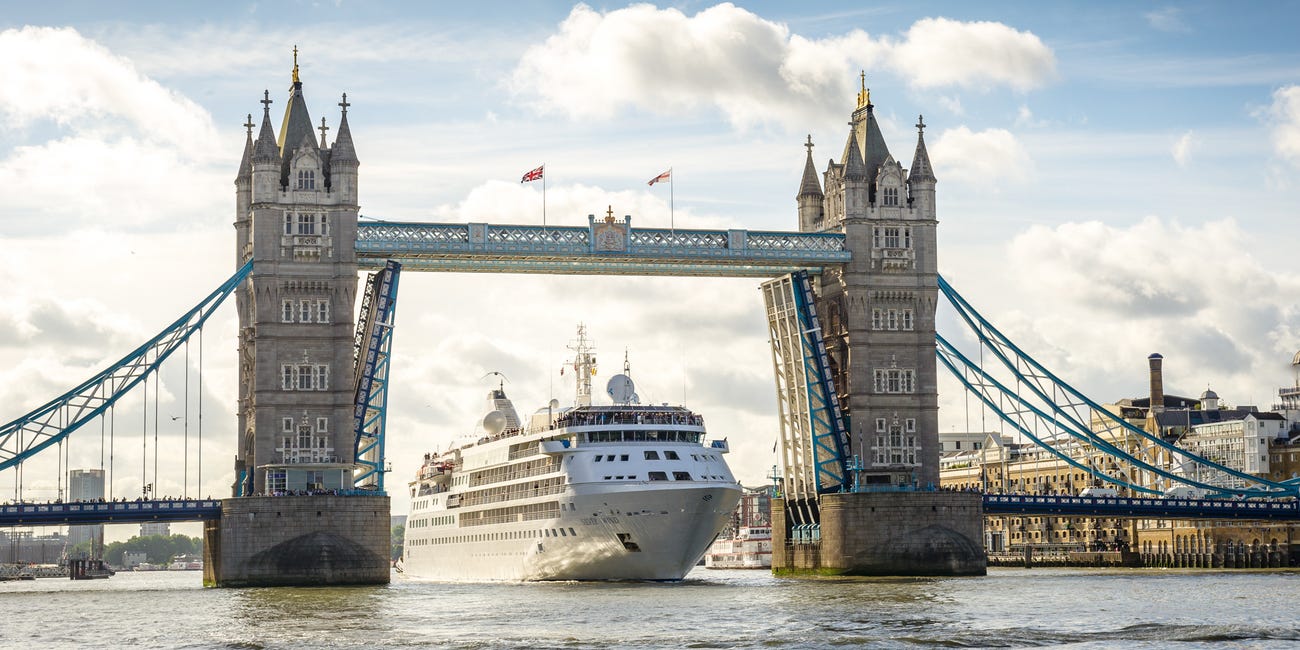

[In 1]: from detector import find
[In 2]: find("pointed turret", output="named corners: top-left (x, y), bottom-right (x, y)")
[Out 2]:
top-left (842, 128), bottom-right (868, 180)
top-left (236, 114), bottom-right (254, 183)
top-left (841, 127), bottom-right (868, 219)
top-left (330, 93), bottom-right (359, 204)
top-left (908, 115), bottom-right (936, 183)
top-left (848, 74), bottom-right (893, 188)
top-left (798, 135), bottom-right (823, 198)
top-left (252, 91), bottom-right (280, 164)
top-left (250, 90), bottom-right (282, 202)
top-left (907, 115), bottom-right (937, 221)
top-left (797, 135), bottom-right (824, 231)
top-left (331, 93), bottom-right (358, 165)
top-left (277, 46), bottom-right (318, 187)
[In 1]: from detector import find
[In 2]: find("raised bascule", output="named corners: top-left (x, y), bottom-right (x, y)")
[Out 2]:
top-left (6, 56), bottom-right (1300, 585)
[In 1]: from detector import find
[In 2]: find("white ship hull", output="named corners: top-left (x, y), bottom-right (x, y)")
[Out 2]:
top-left (404, 327), bottom-right (741, 581)
top-left (405, 482), bottom-right (739, 581)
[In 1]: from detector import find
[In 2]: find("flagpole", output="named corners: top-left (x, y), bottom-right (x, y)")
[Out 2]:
top-left (542, 163), bottom-right (547, 228)
top-left (669, 167), bottom-right (674, 234)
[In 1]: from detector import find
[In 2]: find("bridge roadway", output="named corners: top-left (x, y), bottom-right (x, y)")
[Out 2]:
top-left (0, 499), bottom-right (221, 527)
top-left (355, 220), bottom-right (851, 276)
top-left (984, 493), bottom-right (1300, 521)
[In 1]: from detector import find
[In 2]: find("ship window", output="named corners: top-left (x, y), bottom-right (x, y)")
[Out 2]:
top-left (560, 528), bottom-right (567, 537)
top-left (644, 451), bottom-right (660, 460)
top-left (620, 455), bottom-right (629, 461)
top-left (628, 475), bottom-right (636, 480)
top-left (649, 471), bottom-right (668, 481)
top-left (665, 451), bottom-right (680, 460)
top-left (569, 528), bottom-right (576, 536)
top-left (594, 455), bottom-right (602, 462)
top-left (691, 454), bottom-right (698, 461)
top-left (603, 476), bottom-right (611, 480)
top-left (616, 476), bottom-right (624, 480)
top-left (672, 471), bottom-right (692, 481)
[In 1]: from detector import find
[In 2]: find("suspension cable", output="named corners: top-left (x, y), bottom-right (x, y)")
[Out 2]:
top-left (198, 327), bottom-right (204, 498)
top-left (153, 360), bottom-right (159, 497)
top-left (184, 338), bottom-right (189, 498)
top-left (142, 372), bottom-right (148, 497)
top-left (109, 404), bottom-right (115, 501)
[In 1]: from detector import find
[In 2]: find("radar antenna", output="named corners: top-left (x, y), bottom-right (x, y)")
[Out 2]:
top-left (481, 371), bottom-right (509, 390)
top-left (566, 324), bottom-right (597, 407)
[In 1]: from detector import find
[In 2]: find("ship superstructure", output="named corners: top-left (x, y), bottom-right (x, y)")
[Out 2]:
top-left (403, 326), bottom-right (742, 580)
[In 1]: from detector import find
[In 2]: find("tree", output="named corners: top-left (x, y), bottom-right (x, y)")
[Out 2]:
top-left (391, 524), bottom-right (404, 562)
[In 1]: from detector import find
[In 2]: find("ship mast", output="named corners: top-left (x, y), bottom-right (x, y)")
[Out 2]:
top-left (567, 324), bottom-right (597, 406)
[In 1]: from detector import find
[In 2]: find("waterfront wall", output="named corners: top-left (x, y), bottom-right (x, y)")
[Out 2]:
top-left (773, 492), bottom-right (986, 576)
top-left (204, 495), bottom-right (389, 587)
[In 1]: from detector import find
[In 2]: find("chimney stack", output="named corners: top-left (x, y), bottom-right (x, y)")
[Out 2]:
top-left (1148, 353), bottom-right (1165, 413)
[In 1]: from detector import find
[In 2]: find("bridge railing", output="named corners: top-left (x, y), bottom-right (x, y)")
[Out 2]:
top-left (355, 221), bottom-right (851, 274)
top-left (0, 499), bottom-right (223, 526)
top-left (983, 493), bottom-right (1300, 520)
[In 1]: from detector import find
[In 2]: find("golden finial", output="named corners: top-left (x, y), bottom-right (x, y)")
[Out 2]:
top-left (605, 206), bottom-right (615, 223)
top-left (292, 45), bottom-right (300, 83)
top-left (856, 70), bottom-right (870, 109)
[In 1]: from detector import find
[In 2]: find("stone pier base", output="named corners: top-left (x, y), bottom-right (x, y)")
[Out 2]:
top-left (772, 492), bottom-right (986, 576)
top-left (204, 494), bottom-right (390, 587)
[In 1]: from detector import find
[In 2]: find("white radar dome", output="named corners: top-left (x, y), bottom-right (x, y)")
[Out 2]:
top-left (607, 374), bottom-right (637, 404)
top-left (482, 410), bottom-right (507, 435)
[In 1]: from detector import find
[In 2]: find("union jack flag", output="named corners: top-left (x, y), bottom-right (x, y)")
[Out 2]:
top-left (521, 165), bottom-right (544, 183)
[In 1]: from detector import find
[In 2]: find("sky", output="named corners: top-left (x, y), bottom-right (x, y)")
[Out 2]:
top-left (3, 1), bottom-right (1300, 540)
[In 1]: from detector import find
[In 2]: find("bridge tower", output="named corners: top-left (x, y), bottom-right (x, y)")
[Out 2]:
top-left (234, 49), bottom-right (360, 497)
top-left (803, 79), bottom-right (940, 488)
top-left (771, 78), bottom-right (984, 576)
top-left (210, 51), bottom-right (387, 587)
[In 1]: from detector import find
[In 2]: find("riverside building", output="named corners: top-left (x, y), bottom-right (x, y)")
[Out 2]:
top-left (940, 352), bottom-right (1300, 565)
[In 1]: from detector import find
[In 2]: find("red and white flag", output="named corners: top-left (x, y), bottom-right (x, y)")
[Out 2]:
top-left (521, 165), bottom-right (544, 183)
top-left (647, 169), bottom-right (671, 186)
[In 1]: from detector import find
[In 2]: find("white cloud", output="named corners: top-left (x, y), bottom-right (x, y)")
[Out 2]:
top-left (0, 27), bottom-right (228, 235)
top-left (510, 4), bottom-right (1054, 130)
top-left (1145, 7), bottom-right (1192, 33)
top-left (985, 217), bottom-right (1300, 402)
top-left (930, 126), bottom-right (1032, 187)
top-left (884, 17), bottom-right (1055, 91)
top-left (937, 95), bottom-right (964, 116)
top-left (1264, 85), bottom-right (1300, 166)
top-left (0, 26), bottom-right (217, 150)
top-left (1172, 130), bottom-right (1198, 167)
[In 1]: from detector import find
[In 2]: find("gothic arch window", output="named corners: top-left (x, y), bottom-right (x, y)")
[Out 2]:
top-left (297, 169), bottom-right (316, 190)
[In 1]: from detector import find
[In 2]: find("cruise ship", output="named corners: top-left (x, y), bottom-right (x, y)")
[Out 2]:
top-left (402, 326), bottom-right (742, 581)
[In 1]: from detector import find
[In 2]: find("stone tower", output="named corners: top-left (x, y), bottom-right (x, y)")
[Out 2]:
top-left (798, 79), bottom-right (940, 488)
top-left (233, 51), bottom-right (360, 496)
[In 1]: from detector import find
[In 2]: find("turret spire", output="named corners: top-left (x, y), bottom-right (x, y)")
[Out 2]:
top-left (251, 91), bottom-right (280, 163)
top-left (908, 114), bottom-right (936, 183)
top-left (292, 45), bottom-right (300, 84)
top-left (331, 92), bottom-right (358, 165)
top-left (318, 116), bottom-right (329, 148)
top-left (843, 125), bottom-right (867, 180)
top-left (856, 70), bottom-right (871, 109)
top-left (798, 134), bottom-right (822, 198)
top-left (237, 113), bottom-right (255, 181)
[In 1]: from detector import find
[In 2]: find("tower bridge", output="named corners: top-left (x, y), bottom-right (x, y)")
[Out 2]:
top-left (3, 57), bottom-right (1297, 585)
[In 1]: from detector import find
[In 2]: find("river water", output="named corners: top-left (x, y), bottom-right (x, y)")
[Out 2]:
top-left (1, 567), bottom-right (1297, 649)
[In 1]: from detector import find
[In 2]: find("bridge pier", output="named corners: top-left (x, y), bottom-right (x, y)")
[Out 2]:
top-left (203, 495), bottom-right (389, 587)
top-left (772, 492), bottom-right (986, 576)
